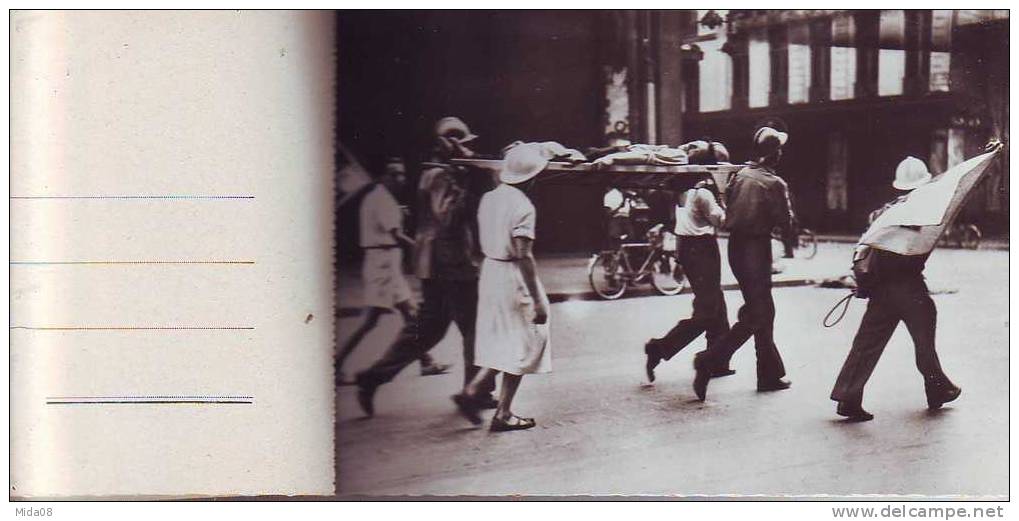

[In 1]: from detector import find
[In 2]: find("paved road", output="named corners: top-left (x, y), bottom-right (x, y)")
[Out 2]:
top-left (335, 246), bottom-right (1008, 498)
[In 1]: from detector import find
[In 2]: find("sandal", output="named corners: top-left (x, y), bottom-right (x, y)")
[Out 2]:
top-left (451, 393), bottom-right (483, 425)
top-left (490, 415), bottom-right (536, 432)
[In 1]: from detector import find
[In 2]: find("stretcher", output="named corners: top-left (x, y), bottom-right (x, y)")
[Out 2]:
top-left (449, 158), bottom-right (744, 192)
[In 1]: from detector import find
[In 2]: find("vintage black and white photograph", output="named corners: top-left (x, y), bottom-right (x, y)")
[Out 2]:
top-left (333, 9), bottom-right (1009, 498)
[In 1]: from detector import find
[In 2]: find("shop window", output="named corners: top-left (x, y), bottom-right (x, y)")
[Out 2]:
top-left (826, 132), bottom-right (849, 211)
top-left (947, 128), bottom-right (966, 168)
top-left (929, 129), bottom-right (949, 174)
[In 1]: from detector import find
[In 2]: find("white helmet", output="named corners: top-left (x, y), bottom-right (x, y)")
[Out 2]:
top-left (893, 156), bottom-right (932, 191)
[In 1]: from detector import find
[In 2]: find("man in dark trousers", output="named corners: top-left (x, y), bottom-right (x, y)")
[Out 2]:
top-left (693, 127), bottom-right (794, 400)
top-left (644, 142), bottom-right (734, 382)
top-left (355, 117), bottom-right (497, 416)
top-left (830, 156), bottom-right (961, 422)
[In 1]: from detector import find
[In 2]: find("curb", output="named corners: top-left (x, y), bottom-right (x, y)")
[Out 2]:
top-left (546, 277), bottom-right (817, 303)
top-left (337, 276), bottom-right (819, 317)
top-left (810, 236), bottom-right (1008, 251)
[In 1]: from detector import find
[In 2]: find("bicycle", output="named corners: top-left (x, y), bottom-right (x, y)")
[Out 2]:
top-left (771, 226), bottom-right (818, 260)
top-left (939, 222), bottom-right (982, 250)
top-left (588, 227), bottom-right (688, 300)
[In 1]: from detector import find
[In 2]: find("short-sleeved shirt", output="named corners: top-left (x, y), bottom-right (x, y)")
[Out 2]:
top-left (359, 184), bottom-right (402, 248)
top-left (723, 163), bottom-right (793, 237)
top-left (674, 187), bottom-right (725, 237)
top-left (477, 183), bottom-right (536, 261)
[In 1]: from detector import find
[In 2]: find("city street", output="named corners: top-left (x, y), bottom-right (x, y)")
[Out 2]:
top-left (335, 244), bottom-right (1008, 498)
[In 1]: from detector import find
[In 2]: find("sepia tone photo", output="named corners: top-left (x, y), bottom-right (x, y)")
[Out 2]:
top-left (334, 9), bottom-right (1009, 498)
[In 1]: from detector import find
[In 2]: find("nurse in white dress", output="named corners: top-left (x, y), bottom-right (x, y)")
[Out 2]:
top-left (453, 143), bottom-right (551, 432)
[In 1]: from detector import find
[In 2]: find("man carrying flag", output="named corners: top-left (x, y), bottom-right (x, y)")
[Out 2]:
top-left (830, 142), bottom-right (1003, 422)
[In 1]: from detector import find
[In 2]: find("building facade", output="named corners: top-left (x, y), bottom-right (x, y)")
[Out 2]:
top-left (337, 10), bottom-right (1008, 258)
top-left (670, 10), bottom-right (1009, 233)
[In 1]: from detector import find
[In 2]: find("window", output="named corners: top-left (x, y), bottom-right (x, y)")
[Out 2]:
top-left (878, 10), bottom-right (905, 96)
top-left (697, 10), bottom-right (732, 112)
top-left (830, 14), bottom-right (856, 101)
top-left (748, 28), bottom-right (770, 107)
top-left (878, 50), bottom-right (906, 96)
top-left (930, 10), bottom-right (953, 92)
top-left (787, 23), bottom-right (811, 104)
top-left (698, 38), bottom-right (732, 112)
top-left (692, 8), bottom-right (733, 112)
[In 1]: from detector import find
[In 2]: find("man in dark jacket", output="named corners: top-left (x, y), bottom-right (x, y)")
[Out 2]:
top-left (830, 156), bottom-right (961, 422)
top-left (356, 117), bottom-right (498, 416)
top-left (692, 127), bottom-right (794, 400)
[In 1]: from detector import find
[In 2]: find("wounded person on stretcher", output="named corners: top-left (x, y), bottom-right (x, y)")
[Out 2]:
top-left (587, 140), bottom-right (730, 168)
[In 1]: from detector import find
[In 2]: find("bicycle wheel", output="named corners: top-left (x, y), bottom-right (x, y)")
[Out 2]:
top-left (588, 252), bottom-right (627, 300)
top-left (959, 224), bottom-right (982, 250)
top-left (651, 253), bottom-right (686, 296)
top-left (796, 229), bottom-right (818, 259)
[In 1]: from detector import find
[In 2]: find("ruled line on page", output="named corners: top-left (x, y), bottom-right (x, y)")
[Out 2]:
top-left (10, 260), bottom-right (256, 265)
top-left (46, 395), bottom-right (254, 405)
top-left (10, 326), bottom-right (256, 331)
top-left (10, 195), bottom-right (255, 200)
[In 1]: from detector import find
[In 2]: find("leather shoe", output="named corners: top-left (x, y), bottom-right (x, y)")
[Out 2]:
top-left (420, 362), bottom-right (453, 376)
top-left (691, 352), bottom-right (713, 400)
top-left (356, 381), bottom-right (377, 417)
top-left (644, 340), bottom-right (663, 382)
top-left (926, 382), bottom-right (961, 410)
top-left (836, 401), bottom-right (874, 422)
top-left (694, 350), bottom-right (734, 379)
top-left (692, 368), bottom-right (710, 401)
top-left (757, 378), bottom-right (792, 392)
top-left (451, 393), bottom-right (483, 425)
top-left (711, 368), bottom-right (736, 378)
top-left (478, 395), bottom-right (499, 410)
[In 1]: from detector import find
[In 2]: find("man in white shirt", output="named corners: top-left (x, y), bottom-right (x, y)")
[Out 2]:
top-left (644, 177), bottom-right (734, 383)
top-left (336, 152), bottom-right (450, 386)
top-left (602, 187), bottom-right (634, 248)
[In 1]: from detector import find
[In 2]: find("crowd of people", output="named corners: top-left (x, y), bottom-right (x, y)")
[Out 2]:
top-left (338, 115), bottom-right (962, 432)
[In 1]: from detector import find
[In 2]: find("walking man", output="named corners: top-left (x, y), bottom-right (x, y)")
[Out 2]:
top-left (356, 117), bottom-right (498, 416)
top-left (692, 127), bottom-right (794, 400)
top-left (644, 143), bottom-right (734, 383)
top-left (335, 154), bottom-right (451, 385)
top-left (830, 156), bottom-right (961, 421)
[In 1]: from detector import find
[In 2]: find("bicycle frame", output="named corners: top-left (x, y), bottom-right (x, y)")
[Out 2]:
top-left (609, 242), bottom-right (667, 283)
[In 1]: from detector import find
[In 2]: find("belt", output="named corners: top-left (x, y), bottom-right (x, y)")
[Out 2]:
top-left (363, 245), bottom-right (400, 250)
top-left (485, 256), bottom-right (518, 262)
